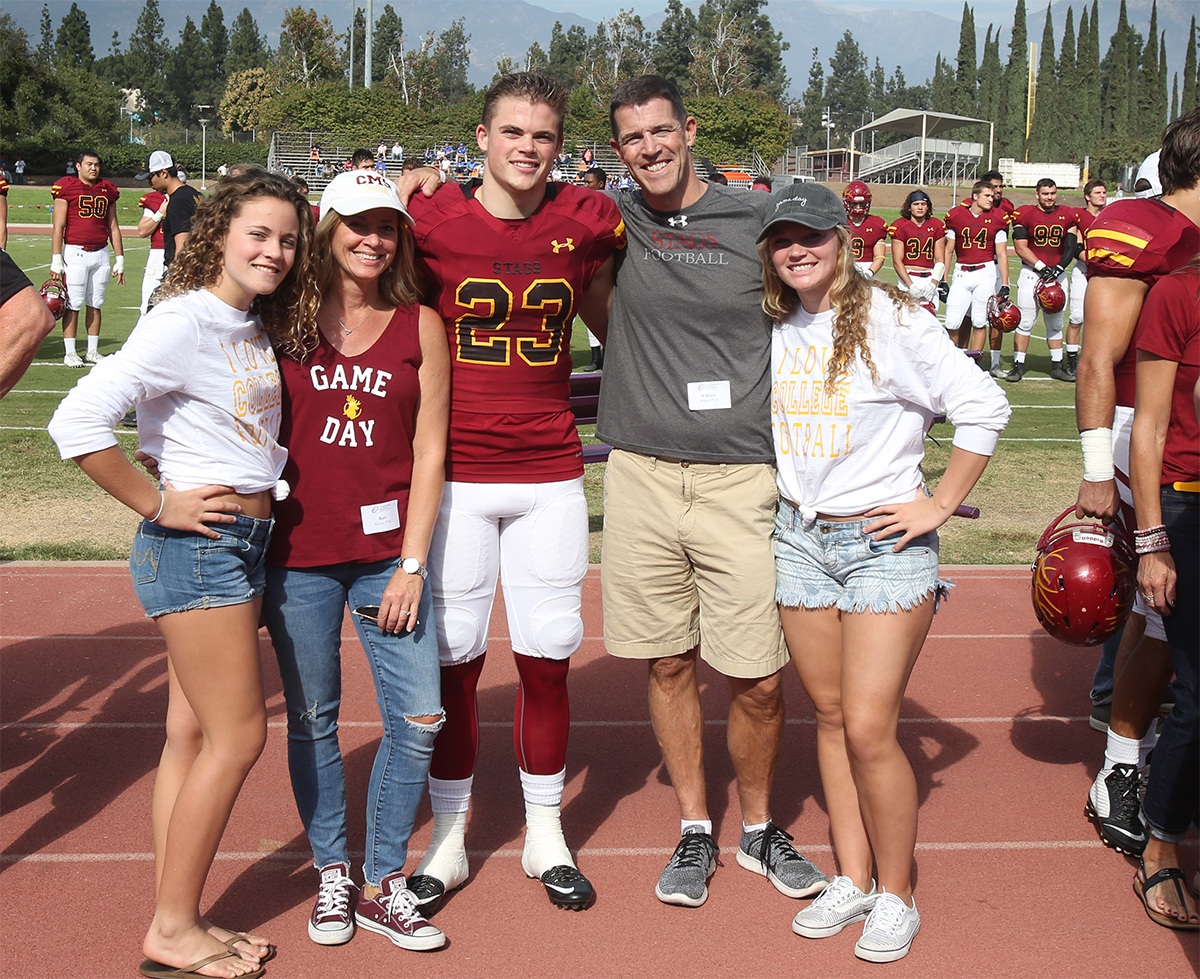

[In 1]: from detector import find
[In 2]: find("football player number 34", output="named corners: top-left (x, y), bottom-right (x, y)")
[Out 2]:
top-left (455, 278), bottom-right (574, 366)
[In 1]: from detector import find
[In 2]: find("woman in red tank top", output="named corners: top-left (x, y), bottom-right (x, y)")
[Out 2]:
top-left (261, 171), bottom-right (452, 952)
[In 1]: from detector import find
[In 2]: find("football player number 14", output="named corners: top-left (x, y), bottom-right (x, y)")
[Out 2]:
top-left (454, 278), bottom-right (574, 366)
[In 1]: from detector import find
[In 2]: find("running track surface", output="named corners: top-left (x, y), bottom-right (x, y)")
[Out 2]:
top-left (2, 562), bottom-right (1196, 978)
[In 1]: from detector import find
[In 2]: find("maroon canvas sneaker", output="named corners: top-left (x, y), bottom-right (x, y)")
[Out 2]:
top-left (354, 871), bottom-right (446, 951)
top-left (308, 862), bottom-right (357, 945)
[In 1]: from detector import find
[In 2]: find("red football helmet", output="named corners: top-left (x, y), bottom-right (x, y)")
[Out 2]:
top-left (986, 294), bottom-right (1021, 332)
top-left (1031, 507), bottom-right (1135, 646)
top-left (843, 180), bottom-right (871, 219)
top-left (920, 300), bottom-right (938, 317)
top-left (40, 279), bottom-right (67, 320)
top-left (1034, 278), bottom-right (1066, 313)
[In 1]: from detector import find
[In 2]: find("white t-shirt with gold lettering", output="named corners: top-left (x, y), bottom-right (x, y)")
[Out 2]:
top-left (771, 288), bottom-right (1009, 524)
top-left (50, 289), bottom-right (288, 497)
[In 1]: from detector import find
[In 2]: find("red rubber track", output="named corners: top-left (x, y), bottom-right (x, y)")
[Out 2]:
top-left (2, 562), bottom-right (1195, 978)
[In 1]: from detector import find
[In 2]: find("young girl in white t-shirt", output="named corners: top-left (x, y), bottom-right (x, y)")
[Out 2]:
top-left (757, 184), bottom-right (1009, 963)
top-left (50, 171), bottom-right (320, 979)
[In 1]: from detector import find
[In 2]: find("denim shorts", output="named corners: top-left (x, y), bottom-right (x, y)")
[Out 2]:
top-left (129, 513), bottom-right (273, 618)
top-left (774, 500), bottom-right (948, 614)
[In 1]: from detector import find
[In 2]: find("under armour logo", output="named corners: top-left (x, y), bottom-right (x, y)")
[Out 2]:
top-left (667, 214), bottom-right (688, 228)
top-left (551, 238), bottom-right (575, 252)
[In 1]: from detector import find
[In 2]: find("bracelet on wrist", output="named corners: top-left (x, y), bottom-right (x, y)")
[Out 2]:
top-left (149, 491), bottom-right (165, 523)
top-left (1133, 525), bottom-right (1170, 555)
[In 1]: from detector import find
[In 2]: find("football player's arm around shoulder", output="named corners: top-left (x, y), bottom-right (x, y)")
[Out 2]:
top-left (577, 253), bottom-right (615, 345)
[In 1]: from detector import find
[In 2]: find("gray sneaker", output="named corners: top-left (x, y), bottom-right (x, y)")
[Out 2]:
top-left (988, 364), bottom-right (1008, 379)
top-left (655, 825), bottom-right (718, 907)
top-left (736, 821), bottom-right (828, 898)
top-left (854, 889), bottom-right (920, 962)
top-left (792, 875), bottom-right (877, 938)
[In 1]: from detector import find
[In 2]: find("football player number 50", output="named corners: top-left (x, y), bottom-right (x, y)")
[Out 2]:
top-left (454, 278), bottom-right (575, 366)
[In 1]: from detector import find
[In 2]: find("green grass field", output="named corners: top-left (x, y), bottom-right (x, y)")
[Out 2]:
top-left (1, 203), bottom-right (1082, 565)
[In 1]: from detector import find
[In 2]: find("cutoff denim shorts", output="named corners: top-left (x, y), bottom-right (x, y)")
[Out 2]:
top-left (774, 499), bottom-right (949, 614)
top-left (129, 513), bottom-right (273, 618)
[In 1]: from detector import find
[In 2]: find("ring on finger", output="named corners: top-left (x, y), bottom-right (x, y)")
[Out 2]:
top-left (396, 610), bottom-right (409, 616)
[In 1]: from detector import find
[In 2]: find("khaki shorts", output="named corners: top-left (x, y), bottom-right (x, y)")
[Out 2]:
top-left (601, 449), bottom-right (789, 679)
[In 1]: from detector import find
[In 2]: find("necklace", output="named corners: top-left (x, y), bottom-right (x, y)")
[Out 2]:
top-left (335, 309), bottom-right (372, 335)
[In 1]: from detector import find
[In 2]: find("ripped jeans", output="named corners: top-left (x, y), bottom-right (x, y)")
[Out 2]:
top-left (264, 559), bottom-right (443, 885)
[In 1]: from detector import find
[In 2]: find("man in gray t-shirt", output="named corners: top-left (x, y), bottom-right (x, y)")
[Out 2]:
top-left (598, 76), bottom-right (826, 909)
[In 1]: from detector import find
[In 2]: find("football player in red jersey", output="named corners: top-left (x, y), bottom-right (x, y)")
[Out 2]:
top-left (1075, 110), bottom-right (1200, 866)
top-left (956, 171), bottom-right (1015, 368)
top-left (1006, 178), bottom-right (1080, 382)
top-left (1066, 179), bottom-right (1107, 376)
top-left (50, 150), bottom-right (125, 366)
top-left (843, 181), bottom-right (888, 278)
top-left (888, 190), bottom-right (947, 311)
top-left (136, 188), bottom-right (167, 315)
top-left (942, 181), bottom-right (1010, 355)
top-left (404, 73), bottom-right (624, 913)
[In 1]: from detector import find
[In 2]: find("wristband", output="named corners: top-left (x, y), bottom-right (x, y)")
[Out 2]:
top-left (113, 256), bottom-right (125, 275)
top-left (931, 262), bottom-right (945, 281)
top-left (1080, 428), bottom-right (1114, 482)
top-left (149, 492), bottom-right (165, 523)
top-left (154, 210), bottom-right (164, 222)
top-left (1034, 260), bottom-right (1046, 271)
top-left (51, 254), bottom-right (64, 275)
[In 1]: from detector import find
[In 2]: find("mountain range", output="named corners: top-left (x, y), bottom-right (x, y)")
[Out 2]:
top-left (5, 0), bottom-right (1195, 100)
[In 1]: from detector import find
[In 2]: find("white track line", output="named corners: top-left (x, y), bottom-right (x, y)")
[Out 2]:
top-left (4, 839), bottom-right (1194, 864)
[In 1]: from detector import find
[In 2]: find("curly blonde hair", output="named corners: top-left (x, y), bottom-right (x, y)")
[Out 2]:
top-left (312, 209), bottom-right (422, 313)
top-left (760, 225), bottom-right (921, 385)
top-left (158, 171), bottom-right (321, 360)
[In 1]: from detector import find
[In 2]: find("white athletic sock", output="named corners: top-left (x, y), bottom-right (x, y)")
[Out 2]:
top-left (86, 334), bottom-right (99, 355)
top-left (1066, 344), bottom-right (1080, 354)
top-left (682, 818), bottom-right (713, 836)
top-left (1104, 728), bottom-right (1141, 769)
top-left (1138, 720), bottom-right (1158, 769)
top-left (990, 350), bottom-right (1001, 368)
top-left (1050, 348), bottom-right (1063, 363)
top-left (522, 801), bottom-right (575, 876)
top-left (1014, 350), bottom-right (1027, 364)
top-left (64, 336), bottom-right (77, 356)
top-left (742, 820), bottom-right (769, 834)
top-left (519, 767), bottom-right (565, 807)
top-left (428, 774), bottom-right (472, 813)
top-left (413, 808), bottom-right (469, 888)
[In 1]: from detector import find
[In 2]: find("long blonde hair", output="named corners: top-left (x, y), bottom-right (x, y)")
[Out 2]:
top-left (760, 225), bottom-right (919, 385)
top-left (159, 171), bottom-right (321, 360)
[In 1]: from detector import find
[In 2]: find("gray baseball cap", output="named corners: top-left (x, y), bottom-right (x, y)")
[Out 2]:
top-left (757, 183), bottom-right (847, 242)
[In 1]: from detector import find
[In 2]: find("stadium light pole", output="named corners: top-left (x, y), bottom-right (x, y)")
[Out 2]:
top-left (823, 107), bottom-right (834, 181)
top-left (198, 105), bottom-right (212, 190)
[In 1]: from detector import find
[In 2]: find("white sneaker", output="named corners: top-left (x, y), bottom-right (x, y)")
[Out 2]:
top-left (854, 889), bottom-right (920, 963)
top-left (63, 351), bottom-right (83, 367)
top-left (792, 875), bottom-right (877, 938)
top-left (84, 349), bottom-right (104, 364)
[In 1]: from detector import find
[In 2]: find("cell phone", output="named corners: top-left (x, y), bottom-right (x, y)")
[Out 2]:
top-left (352, 605), bottom-right (381, 623)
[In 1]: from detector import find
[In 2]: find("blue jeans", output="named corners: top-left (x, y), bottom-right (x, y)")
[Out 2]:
top-left (263, 559), bottom-right (444, 885)
top-left (1141, 487), bottom-right (1199, 841)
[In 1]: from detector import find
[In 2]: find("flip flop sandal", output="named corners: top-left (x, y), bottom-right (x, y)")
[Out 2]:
top-left (137, 949), bottom-right (266, 978)
top-left (223, 934), bottom-right (276, 964)
top-left (1134, 864), bottom-right (1200, 931)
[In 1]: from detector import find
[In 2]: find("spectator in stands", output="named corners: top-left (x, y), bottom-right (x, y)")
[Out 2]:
top-left (392, 141), bottom-right (403, 161)
top-left (582, 167), bottom-right (607, 191)
top-left (752, 175), bottom-right (772, 192)
top-left (218, 162), bottom-right (229, 178)
top-left (310, 145), bottom-right (321, 176)
top-left (378, 141), bottom-right (388, 160)
top-left (375, 154), bottom-right (389, 176)
top-left (14, 157), bottom-right (26, 185)
top-left (708, 171), bottom-right (728, 185)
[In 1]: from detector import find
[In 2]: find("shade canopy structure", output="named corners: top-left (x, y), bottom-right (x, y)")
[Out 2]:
top-left (850, 108), bottom-right (994, 184)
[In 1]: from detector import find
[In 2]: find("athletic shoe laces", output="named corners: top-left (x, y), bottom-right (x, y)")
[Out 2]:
top-left (315, 873), bottom-right (353, 918)
top-left (1108, 765), bottom-right (1142, 824)
top-left (672, 831), bottom-right (717, 870)
top-left (866, 894), bottom-right (910, 937)
top-left (755, 823), bottom-right (801, 869)
top-left (384, 884), bottom-right (425, 926)
top-left (541, 865), bottom-right (589, 887)
top-left (811, 875), bottom-right (858, 910)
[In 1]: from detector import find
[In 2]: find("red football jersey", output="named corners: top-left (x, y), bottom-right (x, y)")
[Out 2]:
top-left (0, 176), bottom-right (8, 196)
top-left (1011, 203), bottom-right (1077, 266)
top-left (944, 204), bottom-right (1009, 264)
top-left (887, 216), bottom-right (946, 271)
top-left (1086, 198), bottom-right (1200, 407)
top-left (1072, 207), bottom-right (1101, 271)
top-left (139, 190), bottom-right (166, 249)
top-left (410, 181), bottom-right (626, 483)
top-left (52, 176), bottom-right (119, 248)
top-left (848, 214), bottom-right (888, 263)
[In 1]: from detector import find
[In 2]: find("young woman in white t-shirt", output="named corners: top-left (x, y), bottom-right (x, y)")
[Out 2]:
top-left (757, 184), bottom-right (1009, 963)
top-left (49, 172), bottom-right (320, 979)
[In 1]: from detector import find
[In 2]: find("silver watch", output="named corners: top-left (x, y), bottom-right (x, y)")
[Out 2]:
top-left (401, 557), bottom-right (428, 579)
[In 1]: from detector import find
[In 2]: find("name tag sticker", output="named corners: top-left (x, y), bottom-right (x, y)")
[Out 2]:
top-left (687, 380), bottom-right (732, 411)
top-left (361, 499), bottom-right (400, 535)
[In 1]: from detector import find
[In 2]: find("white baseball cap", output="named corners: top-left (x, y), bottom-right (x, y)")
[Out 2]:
top-left (136, 150), bottom-right (176, 180)
top-left (1134, 151), bottom-right (1162, 198)
top-left (319, 170), bottom-right (413, 225)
